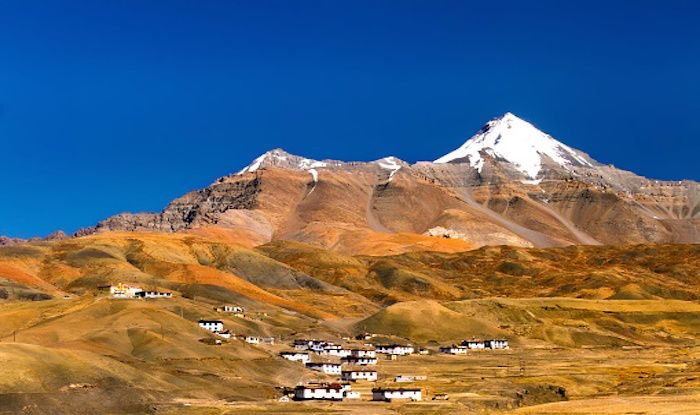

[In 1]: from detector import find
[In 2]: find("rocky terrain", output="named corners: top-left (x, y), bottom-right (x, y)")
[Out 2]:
top-left (70, 113), bottom-right (698, 254)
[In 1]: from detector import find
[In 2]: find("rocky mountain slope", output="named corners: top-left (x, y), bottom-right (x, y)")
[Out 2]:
top-left (76, 113), bottom-right (699, 253)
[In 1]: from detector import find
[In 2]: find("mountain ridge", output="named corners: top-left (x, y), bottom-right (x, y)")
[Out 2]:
top-left (6, 113), bottom-right (697, 251)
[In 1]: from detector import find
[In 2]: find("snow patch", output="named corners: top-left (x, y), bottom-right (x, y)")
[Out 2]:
top-left (307, 168), bottom-right (319, 195)
top-left (238, 153), bottom-right (267, 174)
top-left (434, 112), bottom-right (592, 178)
top-left (238, 149), bottom-right (328, 174)
top-left (298, 159), bottom-right (327, 169)
top-left (377, 156), bottom-right (402, 182)
top-left (308, 168), bottom-right (318, 183)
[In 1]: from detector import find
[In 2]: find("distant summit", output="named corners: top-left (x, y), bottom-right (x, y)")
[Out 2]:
top-left (237, 148), bottom-right (336, 174)
top-left (434, 113), bottom-right (593, 178)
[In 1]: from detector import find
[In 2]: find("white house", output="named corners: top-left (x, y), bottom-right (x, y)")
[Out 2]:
top-left (309, 341), bottom-right (335, 352)
top-left (293, 384), bottom-right (344, 401)
top-left (341, 356), bottom-right (377, 366)
top-left (305, 362), bottom-right (342, 375)
top-left (462, 340), bottom-right (486, 349)
top-left (372, 388), bottom-right (422, 402)
top-left (461, 339), bottom-right (509, 349)
top-left (198, 319), bottom-right (224, 333)
top-left (341, 369), bottom-right (377, 382)
top-left (318, 344), bottom-right (351, 357)
top-left (485, 339), bottom-right (509, 349)
top-left (440, 345), bottom-right (468, 355)
top-left (110, 283), bottom-right (142, 299)
top-left (375, 344), bottom-right (414, 356)
top-left (350, 349), bottom-right (376, 358)
top-left (135, 290), bottom-right (172, 299)
top-left (281, 352), bottom-right (309, 363)
top-left (215, 330), bottom-right (232, 339)
top-left (221, 305), bottom-right (244, 314)
top-left (293, 339), bottom-right (313, 350)
top-left (344, 390), bottom-right (361, 400)
top-left (245, 336), bottom-right (260, 344)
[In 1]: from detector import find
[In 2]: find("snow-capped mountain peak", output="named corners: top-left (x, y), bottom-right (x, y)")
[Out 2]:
top-left (434, 112), bottom-right (592, 178)
top-left (238, 148), bottom-right (331, 174)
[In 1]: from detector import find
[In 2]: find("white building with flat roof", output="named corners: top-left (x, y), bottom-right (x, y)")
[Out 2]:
top-left (135, 290), bottom-right (172, 299)
top-left (110, 283), bottom-right (142, 299)
top-left (344, 390), bottom-right (361, 399)
top-left (440, 345), bottom-right (468, 355)
top-left (293, 384), bottom-right (344, 401)
top-left (462, 340), bottom-right (486, 349)
top-left (245, 336), bottom-right (260, 344)
top-left (280, 352), bottom-right (309, 363)
top-left (350, 349), bottom-right (376, 358)
top-left (341, 369), bottom-right (377, 382)
top-left (372, 388), bottom-right (422, 402)
top-left (198, 320), bottom-right (224, 333)
top-left (306, 362), bottom-right (342, 375)
top-left (485, 339), bottom-right (509, 349)
top-left (293, 339), bottom-right (313, 350)
top-left (318, 344), bottom-right (351, 357)
top-left (341, 356), bottom-right (377, 366)
top-left (375, 344), bottom-right (414, 356)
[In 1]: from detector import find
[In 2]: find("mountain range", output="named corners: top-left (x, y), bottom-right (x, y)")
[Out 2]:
top-left (60, 112), bottom-right (699, 254)
top-left (2, 113), bottom-right (699, 414)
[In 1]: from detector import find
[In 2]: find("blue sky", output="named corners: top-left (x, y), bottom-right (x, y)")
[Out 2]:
top-left (1, 1), bottom-right (698, 238)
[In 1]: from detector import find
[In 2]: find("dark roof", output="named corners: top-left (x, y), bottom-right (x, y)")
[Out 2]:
top-left (198, 319), bottom-right (223, 324)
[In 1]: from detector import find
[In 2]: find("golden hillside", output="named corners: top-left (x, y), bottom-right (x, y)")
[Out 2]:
top-left (0, 232), bottom-right (699, 414)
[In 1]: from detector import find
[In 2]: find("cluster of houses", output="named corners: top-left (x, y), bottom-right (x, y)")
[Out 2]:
top-left (282, 336), bottom-right (510, 402)
top-left (287, 383), bottom-right (421, 402)
top-left (282, 338), bottom-right (424, 402)
top-left (440, 339), bottom-right (509, 355)
top-left (197, 306), bottom-right (274, 344)
top-left (198, 318), bottom-right (274, 344)
top-left (109, 283), bottom-right (172, 299)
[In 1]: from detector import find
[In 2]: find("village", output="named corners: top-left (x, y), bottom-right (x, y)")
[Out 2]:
top-left (278, 335), bottom-right (509, 403)
top-left (106, 283), bottom-right (510, 404)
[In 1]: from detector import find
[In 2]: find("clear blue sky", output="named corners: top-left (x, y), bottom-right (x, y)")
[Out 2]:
top-left (1, 1), bottom-right (698, 238)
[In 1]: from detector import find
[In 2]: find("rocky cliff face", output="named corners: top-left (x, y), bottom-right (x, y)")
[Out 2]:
top-left (76, 113), bottom-right (700, 251)
top-left (89, 174), bottom-right (263, 233)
